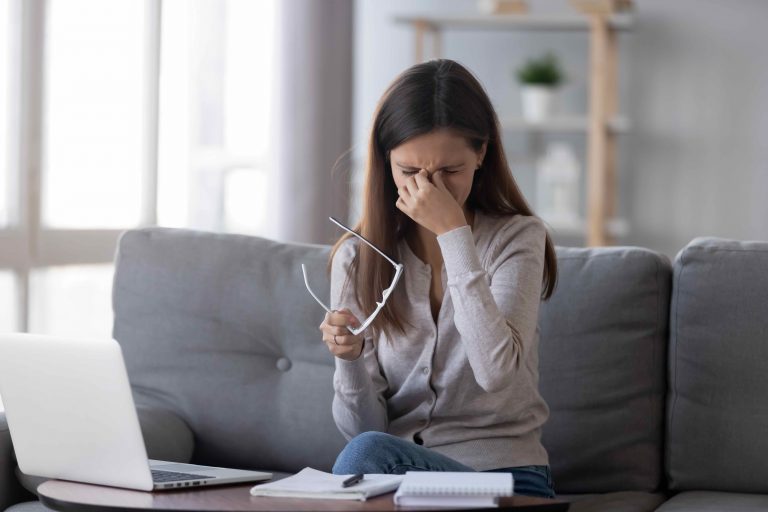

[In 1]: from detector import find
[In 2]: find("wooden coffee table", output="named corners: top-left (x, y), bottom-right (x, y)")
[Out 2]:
top-left (38, 479), bottom-right (569, 512)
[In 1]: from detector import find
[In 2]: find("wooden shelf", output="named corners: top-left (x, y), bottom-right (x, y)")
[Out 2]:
top-left (396, 9), bottom-right (632, 246)
top-left (501, 116), bottom-right (630, 134)
top-left (393, 13), bottom-right (634, 31)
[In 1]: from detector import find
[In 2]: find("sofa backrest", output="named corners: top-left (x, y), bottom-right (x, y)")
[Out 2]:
top-left (538, 246), bottom-right (672, 494)
top-left (113, 227), bottom-right (673, 489)
top-left (666, 237), bottom-right (768, 493)
top-left (113, 228), bottom-right (346, 473)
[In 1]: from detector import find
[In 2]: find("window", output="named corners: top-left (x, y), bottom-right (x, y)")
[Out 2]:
top-left (43, 0), bottom-right (146, 228)
top-left (0, 0), bottom-right (19, 349)
top-left (20, 0), bottom-right (153, 340)
top-left (0, 0), bottom-right (11, 228)
top-left (0, 271), bottom-right (17, 332)
top-left (0, 0), bottom-right (13, 413)
top-left (30, 265), bottom-right (113, 339)
top-left (158, 0), bottom-right (275, 234)
top-left (0, 0), bottom-right (276, 343)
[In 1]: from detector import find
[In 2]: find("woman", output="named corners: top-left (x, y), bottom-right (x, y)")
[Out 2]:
top-left (318, 59), bottom-right (558, 499)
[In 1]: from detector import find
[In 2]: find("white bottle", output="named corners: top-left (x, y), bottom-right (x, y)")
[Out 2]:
top-left (536, 142), bottom-right (580, 229)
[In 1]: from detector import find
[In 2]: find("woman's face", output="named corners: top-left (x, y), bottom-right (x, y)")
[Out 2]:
top-left (389, 129), bottom-right (486, 211)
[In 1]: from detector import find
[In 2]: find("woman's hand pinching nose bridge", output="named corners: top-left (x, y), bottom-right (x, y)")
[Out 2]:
top-left (396, 168), bottom-right (468, 236)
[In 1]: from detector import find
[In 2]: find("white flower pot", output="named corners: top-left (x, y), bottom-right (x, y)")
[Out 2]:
top-left (521, 85), bottom-right (556, 122)
top-left (476, 0), bottom-right (527, 14)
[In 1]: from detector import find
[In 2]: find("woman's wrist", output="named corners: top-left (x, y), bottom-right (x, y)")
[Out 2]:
top-left (435, 219), bottom-right (468, 236)
top-left (336, 337), bottom-right (365, 361)
top-left (436, 222), bottom-right (468, 237)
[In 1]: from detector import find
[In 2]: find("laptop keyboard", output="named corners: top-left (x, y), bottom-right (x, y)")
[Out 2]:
top-left (151, 469), bottom-right (214, 483)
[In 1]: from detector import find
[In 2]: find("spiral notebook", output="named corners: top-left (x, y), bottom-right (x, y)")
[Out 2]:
top-left (393, 471), bottom-right (514, 508)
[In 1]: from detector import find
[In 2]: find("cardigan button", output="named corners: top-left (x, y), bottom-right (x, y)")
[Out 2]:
top-left (276, 358), bottom-right (292, 372)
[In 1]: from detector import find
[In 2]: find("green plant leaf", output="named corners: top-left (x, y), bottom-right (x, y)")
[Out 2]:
top-left (515, 52), bottom-right (565, 86)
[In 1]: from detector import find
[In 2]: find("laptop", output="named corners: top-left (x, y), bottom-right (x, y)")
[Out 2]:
top-left (0, 333), bottom-right (272, 491)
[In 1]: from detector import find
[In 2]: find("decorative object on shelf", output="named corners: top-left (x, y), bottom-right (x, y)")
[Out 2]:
top-left (476, 0), bottom-right (528, 15)
top-left (515, 52), bottom-right (565, 123)
top-left (570, 0), bottom-right (633, 15)
top-left (536, 142), bottom-right (581, 229)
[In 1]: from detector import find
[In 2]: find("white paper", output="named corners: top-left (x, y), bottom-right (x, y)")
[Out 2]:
top-left (249, 467), bottom-right (403, 501)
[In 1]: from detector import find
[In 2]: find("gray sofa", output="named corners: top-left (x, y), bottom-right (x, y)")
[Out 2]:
top-left (2, 227), bottom-right (767, 512)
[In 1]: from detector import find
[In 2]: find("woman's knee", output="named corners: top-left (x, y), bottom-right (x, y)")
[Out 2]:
top-left (332, 431), bottom-right (398, 474)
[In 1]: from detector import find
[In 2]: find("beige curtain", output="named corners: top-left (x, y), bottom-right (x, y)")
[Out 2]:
top-left (267, 0), bottom-right (354, 245)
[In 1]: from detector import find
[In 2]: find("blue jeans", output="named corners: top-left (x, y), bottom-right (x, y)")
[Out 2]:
top-left (332, 432), bottom-right (556, 499)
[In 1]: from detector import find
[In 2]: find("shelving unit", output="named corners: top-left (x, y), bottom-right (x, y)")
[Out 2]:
top-left (394, 11), bottom-right (634, 246)
top-left (500, 116), bottom-right (630, 134)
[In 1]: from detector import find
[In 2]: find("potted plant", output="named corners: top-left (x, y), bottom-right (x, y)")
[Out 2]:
top-left (515, 52), bottom-right (565, 122)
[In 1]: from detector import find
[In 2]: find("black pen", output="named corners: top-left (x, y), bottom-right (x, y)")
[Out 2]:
top-left (341, 473), bottom-right (364, 488)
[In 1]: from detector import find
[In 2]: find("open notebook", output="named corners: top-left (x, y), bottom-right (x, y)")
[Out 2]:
top-left (249, 468), bottom-right (403, 501)
top-left (394, 471), bottom-right (514, 508)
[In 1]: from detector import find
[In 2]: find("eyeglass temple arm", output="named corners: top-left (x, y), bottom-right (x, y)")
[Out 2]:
top-left (301, 264), bottom-right (332, 314)
top-left (302, 263), bottom-right (366, 336)
top-left (328, 216), bottom-right (399, 268)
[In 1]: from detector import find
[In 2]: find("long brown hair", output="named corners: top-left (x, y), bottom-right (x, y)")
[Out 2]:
top-left (327, 59), bottom-right (558, 341)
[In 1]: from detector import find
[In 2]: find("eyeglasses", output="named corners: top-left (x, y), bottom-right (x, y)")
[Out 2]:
top-left (301, 216), bottom-right (404, 337)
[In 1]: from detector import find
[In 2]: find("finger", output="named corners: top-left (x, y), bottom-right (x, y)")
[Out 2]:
top-left (327, 315), bottom-right (359, 334)
top-left (319, 311), bottom-right (333, 330)
top-left (324, 338), bottom-right (344, 354)
top-left (432, 170), bottom-right (449, 190)
top-left (396, 196), bottom-right (409, 213)
top-left (325, 324), bottom-right (352, 336)
top-left (325, 340), bottom-right (342, 355)
top-left (328, 309), bottom-right (359, 327)
top-left (397, 183), bottom-right (412, 201)
top-left (323, 333), bottom-right (359, 347)
top-left (413, 169), bottom-right (431, 190)
top-left (405, 175), bottom-right (420, 197)
top-left (337, 308), bottom-right (361, 326)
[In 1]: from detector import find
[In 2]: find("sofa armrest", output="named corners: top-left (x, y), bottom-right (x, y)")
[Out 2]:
top-left (1, 411), bottom-right (35, 510)
top-left (136, 406), bottom-right (195, 463)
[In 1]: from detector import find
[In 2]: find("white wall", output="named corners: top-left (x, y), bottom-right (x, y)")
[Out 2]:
top-left (352, 0), bottom-right (768, 259)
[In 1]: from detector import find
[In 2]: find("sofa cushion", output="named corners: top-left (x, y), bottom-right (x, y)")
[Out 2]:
top-left (666, 238), bottom-right (768, 492)
top-left (13, 470), bottom-right (46, 499)
top-left (655, 491), bottom-right (768, 511)
top-left (5, 501), bottom-right (55, 512)
top-left (113, 228), bottom-right (347, 473)
top-left (136, 406), bottom-right (195, 463)
top-left (539, 246), bottom-right (671, 493)
top-left (559, 491), bottom-right (668, 512)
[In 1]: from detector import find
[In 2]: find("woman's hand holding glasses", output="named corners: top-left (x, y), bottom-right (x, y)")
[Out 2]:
top-left (319, 308), bottom-right (365, 361)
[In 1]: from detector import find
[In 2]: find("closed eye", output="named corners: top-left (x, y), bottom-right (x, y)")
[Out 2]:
top-left (401, 169), bottom-right (461, 176)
